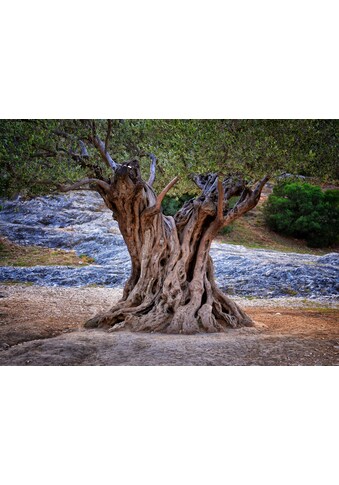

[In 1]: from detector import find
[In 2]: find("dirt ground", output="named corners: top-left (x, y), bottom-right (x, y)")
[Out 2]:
top-left (0, 285), bottom-right (338, 365)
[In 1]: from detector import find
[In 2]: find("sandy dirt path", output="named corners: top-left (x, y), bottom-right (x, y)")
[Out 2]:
top-left (0, 285), bottom-right (338, 365)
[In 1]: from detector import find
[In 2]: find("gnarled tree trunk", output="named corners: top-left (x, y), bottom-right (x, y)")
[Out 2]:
top-left (81, 160), bottom-right (268, 334)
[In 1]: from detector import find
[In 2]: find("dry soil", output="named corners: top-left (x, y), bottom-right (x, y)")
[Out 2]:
top-left (0, 285), bottom-right (338, 365)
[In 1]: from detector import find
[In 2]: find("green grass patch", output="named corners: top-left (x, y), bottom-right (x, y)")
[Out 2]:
top-left (0, 237), bottom-right (95, 267)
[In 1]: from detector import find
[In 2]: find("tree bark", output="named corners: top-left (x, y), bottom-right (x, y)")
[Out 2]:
top-left (85, 161), bottom-right (268, 334)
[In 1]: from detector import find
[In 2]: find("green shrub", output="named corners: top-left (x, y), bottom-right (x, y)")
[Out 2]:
top-left (162, 193), bottom-right (194, 216)
top-left (264, 182), bottom-right (339, 247)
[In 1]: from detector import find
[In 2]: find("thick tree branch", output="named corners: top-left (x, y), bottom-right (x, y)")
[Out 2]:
top-left (143, 176), bottom-right (179, 217)
top-left (155, 176), bottom-right (179, 211)
top-left (148, 154), bottom-right (157, 186)
top-left (221, 175), bottom-right (269, 227)
top-left (253, 175), bottom-right (270, 195)
top-left (192, 173), bottom-right (213, 190)
top-left (57, 178), bottom-right (110, 193)
top-left (92, 136), bottom-right (118, 172)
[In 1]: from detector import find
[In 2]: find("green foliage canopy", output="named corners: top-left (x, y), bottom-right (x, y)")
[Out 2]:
top-left (0, 119), bottom-right (338, 197)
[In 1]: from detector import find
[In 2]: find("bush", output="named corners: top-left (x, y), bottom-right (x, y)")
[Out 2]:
top-left (264, 182), bottom-right (339, 247)
top-left (162, 193), bottom-right (195, 216)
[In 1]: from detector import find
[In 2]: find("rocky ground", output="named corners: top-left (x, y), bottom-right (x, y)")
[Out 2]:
top-left (0, 190), bottom-right (338, 299)
top-left (0, 285), bottom-right (338, 365)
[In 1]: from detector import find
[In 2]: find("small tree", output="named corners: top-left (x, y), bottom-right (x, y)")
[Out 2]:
top-left (264, 182), bottom-right (339, 247)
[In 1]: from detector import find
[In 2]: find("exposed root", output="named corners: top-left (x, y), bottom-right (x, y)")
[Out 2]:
top-left (198, 304), bottom-right (225, 333)
top-left (108, 322), bottom-right (126, 332)
top-left (84, 285), bottom-right (253, 335)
